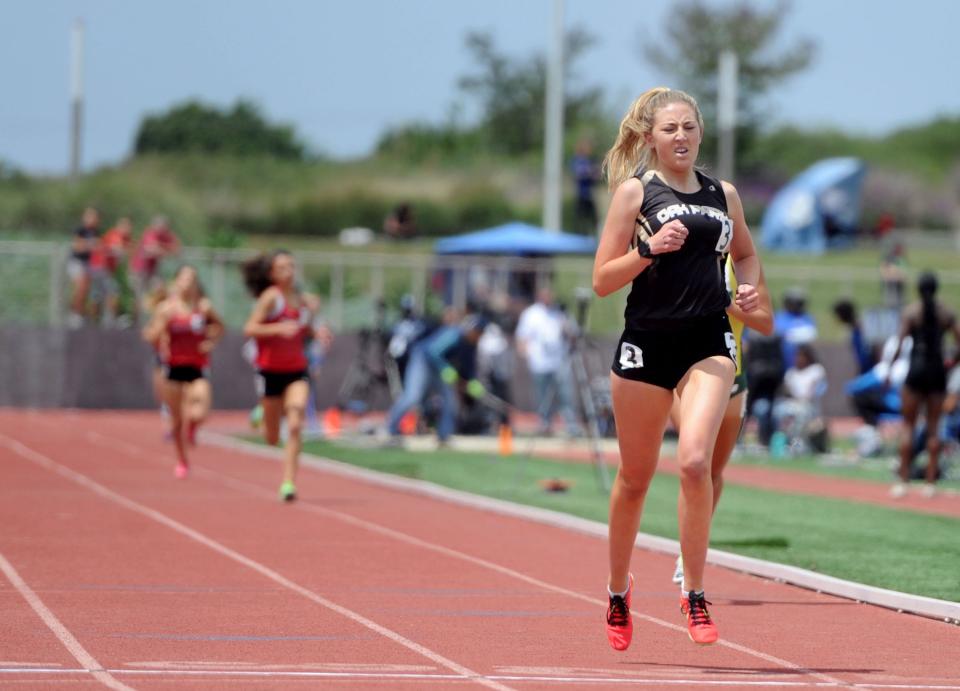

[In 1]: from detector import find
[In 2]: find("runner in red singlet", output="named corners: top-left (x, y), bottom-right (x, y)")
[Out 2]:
top-left (243, 250), bottom-right (330, 502)
top-left (143, 266), bottom-right (223, 478)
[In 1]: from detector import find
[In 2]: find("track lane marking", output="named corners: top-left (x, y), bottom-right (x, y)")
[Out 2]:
top-left (0, 553), bottom-right (135, 691)
top-left (3, 665), bottom-right (960, 688)
top-left (81, 426), bottom-right (851, 688)
top-left (0, 433), bottom-right (515, 691)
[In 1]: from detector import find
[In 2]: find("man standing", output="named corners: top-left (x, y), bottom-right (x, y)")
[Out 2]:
top-left (516, 287), bottom-right (582, 437)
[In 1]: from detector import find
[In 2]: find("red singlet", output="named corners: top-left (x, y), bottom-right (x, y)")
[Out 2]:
top-left (255, 294), bottom-right (309, 373)
top-left (167, 309), bottom-right (209, 368)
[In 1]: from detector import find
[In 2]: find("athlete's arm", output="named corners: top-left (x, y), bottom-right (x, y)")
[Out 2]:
top-left (592, 178), bottom-right (687, 297)
top-left (727, 265), bottom-right (774, 335)
top-left (722, 181), bottom-right (760, 313)
top-left (200, 298), bottom-right (225, 352)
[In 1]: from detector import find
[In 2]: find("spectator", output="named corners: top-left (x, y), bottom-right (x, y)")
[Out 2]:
top-left (384, 202), bottom-right (417, 240)
top-left (845, 334), bottom-right (911, 429)
top-left (744, 333), bottom-right (785, 447)
top-left (832, 298), bottom-right (874, 375)
top-left (89, 217), bottom-right (133, 327)
top-left (571, 138), bottom-right (601, 234)
top-left (387, 294), bottom-right (437, 380)
top-left (880, 240), bottom-right (907, 309)
top-left (476, 315), bottom-right (514, 431)
top-left (515, 286), bottom-right (582, 437)
top-left (887, 272), bottom-right (960, 498)
top-left (67, 207), bottom-right (100, 328)
top-left (132, 215), bottom-right (181, 319)
top-left (384, 313), bottom-right (488, 446)
top-left (772, 343), bottom-right (827, 451)
top-left (773, 287), bottom-right (817, 372)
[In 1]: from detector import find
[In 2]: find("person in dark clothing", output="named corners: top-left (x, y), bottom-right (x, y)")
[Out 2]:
top-left (67, 207), bottom-right (101, 327)
top-left (384, 313), bottom-right (487, 445)
top-left (572, 138), bottom-right (601, 234)
top-left (833, 298), bottom-right (874, 375)
top-left (887, 272), bottom-right (960, 498)
top-left (593, 87), bottom-right (762, 649)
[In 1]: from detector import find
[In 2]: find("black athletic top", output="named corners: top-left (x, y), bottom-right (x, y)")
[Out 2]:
top-left (907, 302), bottom-right (954, 379)
top-left (624, 169), bottom-right (733, 330)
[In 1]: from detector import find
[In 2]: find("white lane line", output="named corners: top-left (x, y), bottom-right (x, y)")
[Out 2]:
top-left (85, 427), bottom-right (850, 688)
top-left (0, 554), bottom-right (136, 691)
top-left (3, 666), bottom-right (960, 689)
top-left (0, 433), bottom-right (516, 691)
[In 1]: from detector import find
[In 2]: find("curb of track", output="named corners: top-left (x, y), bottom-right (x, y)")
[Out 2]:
top-left (207, 432), bottom-right (960, 626)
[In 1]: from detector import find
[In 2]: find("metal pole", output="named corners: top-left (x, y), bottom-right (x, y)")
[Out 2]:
top-left (541, 0), bottom-right (565, 232)
top-left (717, 49), bottom-right (738, 182)
top-left (70, 19), bottom-right (84, 179)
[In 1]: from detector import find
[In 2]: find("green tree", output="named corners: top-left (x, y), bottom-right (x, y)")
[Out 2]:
top-left (134, 100), bottom-right (306, 159)
top-left (457, 28), bottom-right (606, 155)
top-left (641, 0), bottom-right (815, 168)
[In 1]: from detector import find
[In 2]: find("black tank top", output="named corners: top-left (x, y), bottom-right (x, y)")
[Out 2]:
top-left (624, 169), bottom-right (733, 330)
top-left (908, 302), bottom-right (952, 376)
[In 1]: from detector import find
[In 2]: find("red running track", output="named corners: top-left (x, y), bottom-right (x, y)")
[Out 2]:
top-left (1, 409), bottom-right (958, 690)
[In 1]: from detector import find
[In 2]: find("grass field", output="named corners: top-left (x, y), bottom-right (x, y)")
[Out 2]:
top-left (293, 437), bottom-right (960, 602)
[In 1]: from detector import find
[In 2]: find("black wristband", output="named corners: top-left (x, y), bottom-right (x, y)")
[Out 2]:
top-left (637, 240), bottom-right (654, 259)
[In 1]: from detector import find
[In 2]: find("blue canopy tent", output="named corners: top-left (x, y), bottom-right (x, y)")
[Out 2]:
top-left (760, 157), bottom-right (866, 254)
top-left (434, 221), bottom-right (596, 256)
top-left (432, 222), bottom-right (596, 309)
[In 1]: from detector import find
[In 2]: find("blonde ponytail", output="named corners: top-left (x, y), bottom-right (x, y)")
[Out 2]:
top-left (602, 87), bottom-right (704, 191)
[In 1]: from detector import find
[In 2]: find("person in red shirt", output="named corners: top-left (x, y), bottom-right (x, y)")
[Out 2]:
top-left (143, 265), bottom-right (223, 478)
top-left (132, 216), bottom-right (181, 320)
top-left (243, 250), bottom-right (331, 502)
top-left (89, 217), bottom-right (133, 326)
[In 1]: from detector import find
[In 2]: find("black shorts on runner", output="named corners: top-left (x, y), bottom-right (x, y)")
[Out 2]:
top-left (611, 312), bottom-right (736, 391)
top-left (256, 370), bottom-right (309, 398)
top-left (166, 365), bottom-right (206, 383)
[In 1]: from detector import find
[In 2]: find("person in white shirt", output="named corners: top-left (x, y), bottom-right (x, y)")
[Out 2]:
top-left (515, 287), bottom-right (582, 436)
top-left (773, 343), bottom-right (826, 446)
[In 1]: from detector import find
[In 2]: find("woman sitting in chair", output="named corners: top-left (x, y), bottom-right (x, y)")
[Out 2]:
top-left (773, 343), bottom-right (827, 451)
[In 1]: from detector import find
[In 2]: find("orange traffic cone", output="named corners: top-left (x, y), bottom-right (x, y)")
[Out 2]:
top-left (399, 411), bottom-right (418, 435)
top-left (498, 424), bottom-right (513, 456)
top-left (323, 407), bottom-right (342, 439)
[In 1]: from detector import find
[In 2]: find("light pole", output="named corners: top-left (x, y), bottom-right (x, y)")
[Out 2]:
top-left (70, 19), bottom-right (85, 179)
top-left (542, 0), bottom-right (565, 232)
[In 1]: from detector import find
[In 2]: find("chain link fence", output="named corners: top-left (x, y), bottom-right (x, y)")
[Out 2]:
top-left (3, 238), bottom-right (959, 342)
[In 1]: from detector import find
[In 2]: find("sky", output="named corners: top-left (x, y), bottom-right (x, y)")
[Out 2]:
top-left (2, 0), bottom-right (960, 175)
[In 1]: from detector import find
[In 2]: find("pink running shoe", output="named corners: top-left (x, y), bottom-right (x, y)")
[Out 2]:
top-left (174, 462), bottom-right (189, 479)
top-left (605, 574), bottom-right (633, 651)
top-left (681, 591), bottom-right (718, 645)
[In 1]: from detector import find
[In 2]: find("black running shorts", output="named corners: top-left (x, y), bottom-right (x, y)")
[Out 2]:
top-left (611, 313), bottom-right (736, 391)
top-left (256, 370), bottom-right (309, 398)
top-left (166, 365), bottom-right (206, 383)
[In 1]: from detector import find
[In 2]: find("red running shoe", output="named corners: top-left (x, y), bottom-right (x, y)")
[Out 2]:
top-left (681, 591), bottom-right (718, 645)
top-left (605, 574), bottom-right (633, 651)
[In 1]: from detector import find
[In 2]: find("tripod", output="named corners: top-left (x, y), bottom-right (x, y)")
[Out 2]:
top-left (337, 300), bottom-right (402, 414)
top-left (569, 290), bottom-right (612, 491)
